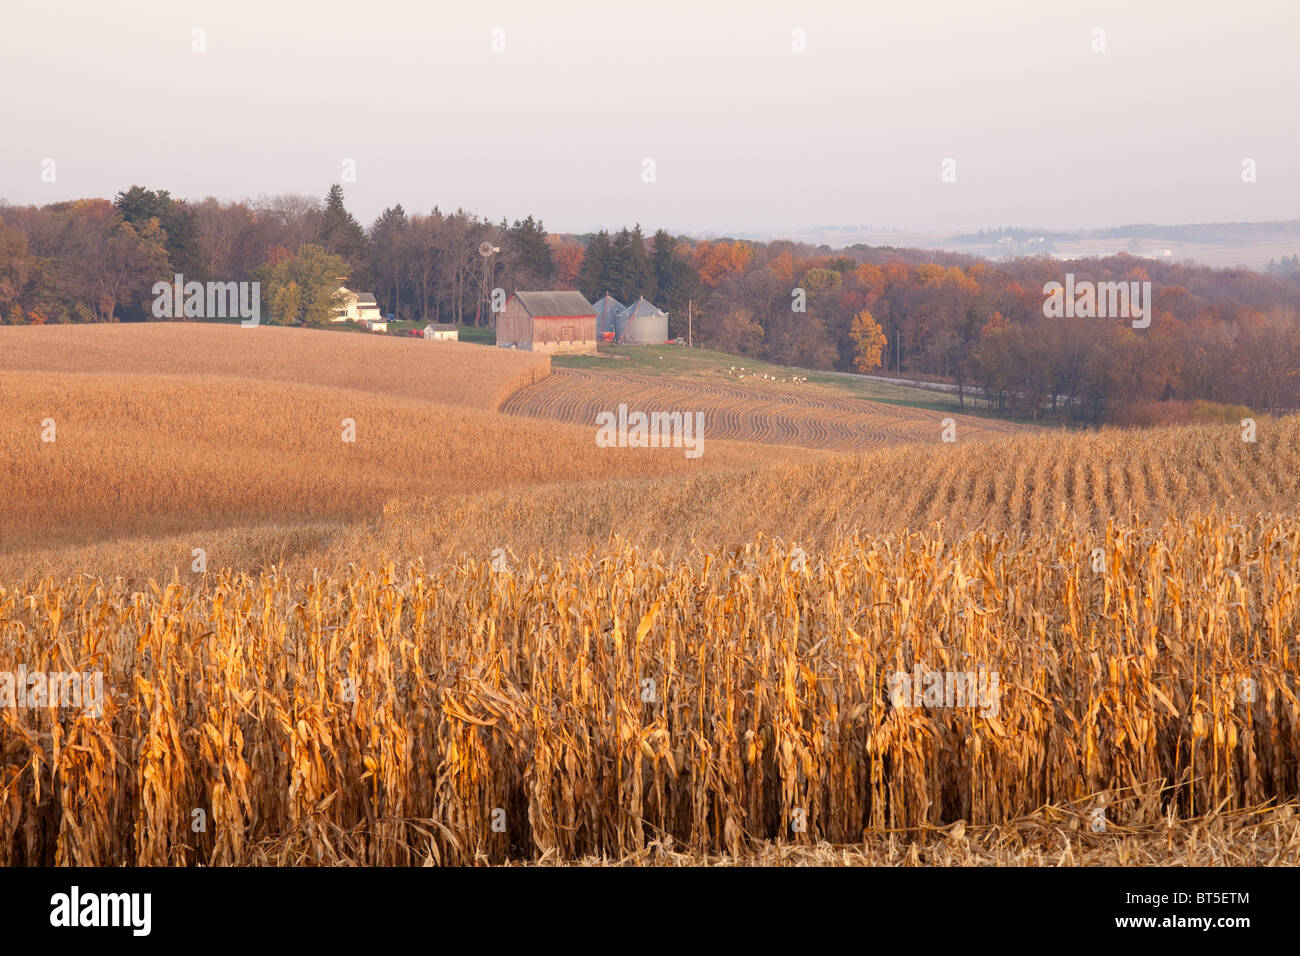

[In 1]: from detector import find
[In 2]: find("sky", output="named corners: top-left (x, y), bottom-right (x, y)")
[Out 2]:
top-left (2, 0), bottom-right (1297, 236)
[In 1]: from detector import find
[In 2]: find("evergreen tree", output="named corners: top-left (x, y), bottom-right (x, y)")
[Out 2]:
top-left (370, 205), bottom-right (410, 319)
top-left (505, 215), bottom-right (554, 289)
top-left (651, 229), bottom-right (704, 333)
top-left (318, 185), bottom-right (370, 288)
top-left (577, 231), bottom-right (613, 300)
top-left (113, 185), bottom-right (199, 279)
top-left (609, 225), bottom-right (655, 303)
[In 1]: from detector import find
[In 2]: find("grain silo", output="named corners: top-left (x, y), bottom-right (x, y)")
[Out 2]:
top-left (620, 297), bottom-right (669, 344)
top-left (592, 293), bottom-right (625, 342)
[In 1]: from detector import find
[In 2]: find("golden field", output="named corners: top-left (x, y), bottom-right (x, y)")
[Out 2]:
top-left (311, 415), bottom-right (1300, 572)
top-left (0, 369), bottom-right (793, 579)
top-left (1, 322), bottom-right (1298, 866)
top-left (0, 323), bottom-right (551, 411)
top-left (3, 515), bottom-right (1298, 865)
top-left (503, 366), bottom-right (1024, 451)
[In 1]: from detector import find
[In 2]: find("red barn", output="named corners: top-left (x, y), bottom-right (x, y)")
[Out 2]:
top-left (496, 291), bottom-right (598, 354)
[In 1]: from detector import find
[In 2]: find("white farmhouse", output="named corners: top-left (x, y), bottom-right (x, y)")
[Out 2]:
top-left (334, 286), bottom-right (384, 324)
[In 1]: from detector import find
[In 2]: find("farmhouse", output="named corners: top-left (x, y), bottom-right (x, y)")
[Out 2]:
top-left (424, 323), bottom-right (459, 341)
top-left (333, 286), bottom-right (384, 324)
top-left (497, 291), bottom-right (598, 354)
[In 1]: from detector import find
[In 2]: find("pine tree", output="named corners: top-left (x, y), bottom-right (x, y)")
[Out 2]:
top-left (506, 216), bottom-right (554, 288)
top-left (609, 225), bottom-right (655, 303)
top-left (651, 229), bottom-right (704, 333)
top-left (370, 205), bottom-right (409, 319)
top-left (577, 231), bottom-right (613, 300)
top-left (318, 185), bottom-right (370, 288)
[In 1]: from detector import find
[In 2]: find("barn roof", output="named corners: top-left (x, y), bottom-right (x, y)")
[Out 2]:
top-left (623, 296), bottom-right (667, 318)
top-left (513, 290), bottom-right (596, 318)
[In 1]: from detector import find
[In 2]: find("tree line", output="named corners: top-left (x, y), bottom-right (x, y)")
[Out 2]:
top-left (3, 184), bottom-right (1299, 421)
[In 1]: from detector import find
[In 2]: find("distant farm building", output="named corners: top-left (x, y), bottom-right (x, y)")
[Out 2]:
top-left (497, 291), bottom-right (597, 354)
top-left (361, 317), bottom-right (388, 332)
top-left (334, 286), bottom-right (384, 324)
top-left (592, 293), bottom-right (625, 342)
top-left (620, 296), bottom-right (669, 344)
top-left (424, 323), bottom-right (459, 341)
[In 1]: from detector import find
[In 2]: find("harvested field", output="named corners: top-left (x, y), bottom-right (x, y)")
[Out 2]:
top-left (501, 367), bottom-right (1025, 451)
top-left (0, 323), bottom-right (550, 411)
top-left (0, 370), bottom-right (785, 569)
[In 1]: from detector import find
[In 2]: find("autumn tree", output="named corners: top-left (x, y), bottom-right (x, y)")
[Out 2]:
top-left (693, 240), bottom-right (753, 288)
top-left (258, 244), bottom-right (349, 325)
top-left (710, 307), bottom-right (765, 357)
top-left (193, 198), bottom-right (260, 280)
top-left (548, 237), bottom-right (584, 289)
top-left (56, 201), bottom-right (169, 322)
top-left (114, 185), bottom-right (200, 278)
top-left (0, 216), bottom-right (38, 323)
top-left (849, 309), bottom-right (887, 372)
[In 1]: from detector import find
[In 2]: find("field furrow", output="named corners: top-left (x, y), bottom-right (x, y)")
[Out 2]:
top-left (501, 368), bottom-right (1027, 452)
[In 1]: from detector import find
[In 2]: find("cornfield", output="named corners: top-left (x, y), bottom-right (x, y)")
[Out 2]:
top-left (503, 367), bottom-right (1024, 451)
top-left (3, 511), bottom-right (1297, 865)
top-left (0, 323), bottom-right (552, 412)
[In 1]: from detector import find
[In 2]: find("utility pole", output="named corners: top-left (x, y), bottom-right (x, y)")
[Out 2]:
top-left (688, 299), bottom-right (693, 348)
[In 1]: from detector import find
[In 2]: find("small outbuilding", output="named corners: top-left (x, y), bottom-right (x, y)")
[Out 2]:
top-left (424, 323), bottom-right (459, 341)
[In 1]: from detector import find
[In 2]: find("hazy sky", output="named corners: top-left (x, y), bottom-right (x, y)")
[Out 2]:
top-left (2, 0), bottom-right (1297, 236)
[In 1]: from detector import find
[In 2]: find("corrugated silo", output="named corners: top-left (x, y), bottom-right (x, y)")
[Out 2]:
top-left (620, 297), bottom-right (668, 344)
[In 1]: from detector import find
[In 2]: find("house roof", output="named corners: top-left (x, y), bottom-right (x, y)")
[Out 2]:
top-left (512, 290), bottom-right (595, 318)
top-left (623, 296), bottom-right (667, 318)
top-left (424, 323), bottom-right (458, 331)
top-left (355, 294), bottom-right (379, 307)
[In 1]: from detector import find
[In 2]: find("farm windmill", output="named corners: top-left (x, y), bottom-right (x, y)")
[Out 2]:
top-left (479, 241), bottom-right (500, 328)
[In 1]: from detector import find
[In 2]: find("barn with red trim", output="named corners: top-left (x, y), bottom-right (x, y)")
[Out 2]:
top-left (496, 291), bottom-right (598, 354)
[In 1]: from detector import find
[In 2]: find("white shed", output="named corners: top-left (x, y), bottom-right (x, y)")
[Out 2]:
top-left (424, 323), bottom-right (459, 341)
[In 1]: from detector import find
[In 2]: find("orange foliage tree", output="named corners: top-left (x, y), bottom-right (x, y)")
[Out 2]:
top-left (849, 309), bottom-right (887, 372)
